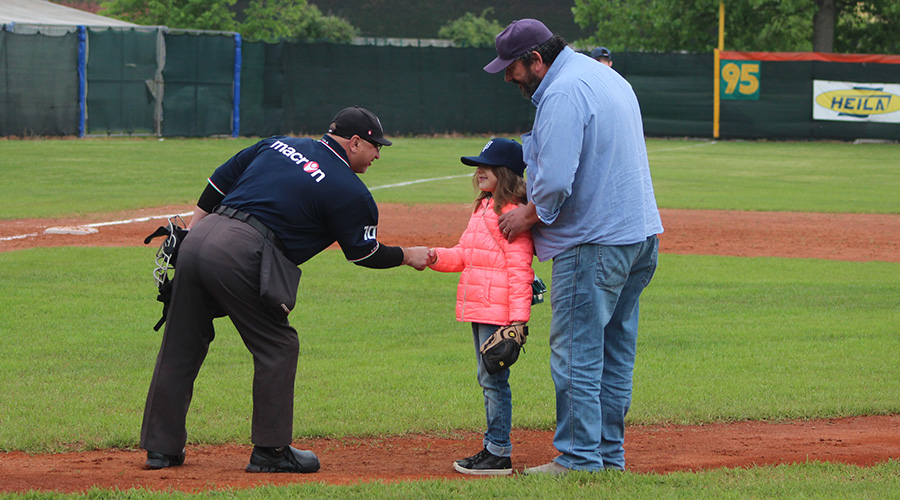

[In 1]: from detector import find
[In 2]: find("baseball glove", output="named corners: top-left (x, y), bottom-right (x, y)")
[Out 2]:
top-left (480, 324), bottom-right (528, 375)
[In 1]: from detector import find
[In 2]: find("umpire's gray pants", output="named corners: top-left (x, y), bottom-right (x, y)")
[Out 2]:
top-left (140, 214), bottom-right (299, 456)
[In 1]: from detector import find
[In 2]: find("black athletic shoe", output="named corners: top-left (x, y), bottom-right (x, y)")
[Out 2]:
top-left (453, 448), bottom-right (512, 476)
top-left (145, 449), bottom-right (186, 470)
top-left (245, 445), bottom-right (320, 473)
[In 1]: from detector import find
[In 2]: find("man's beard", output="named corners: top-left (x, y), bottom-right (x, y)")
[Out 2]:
top-left (513, 69), bottom-right (541, 100)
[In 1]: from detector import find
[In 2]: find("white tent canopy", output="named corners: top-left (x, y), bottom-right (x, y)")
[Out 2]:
top-left (0, 0), bottom-right (136, 26)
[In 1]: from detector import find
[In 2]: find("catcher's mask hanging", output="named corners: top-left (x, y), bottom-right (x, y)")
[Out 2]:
top-left (144, 216), bottom-right (188, 331)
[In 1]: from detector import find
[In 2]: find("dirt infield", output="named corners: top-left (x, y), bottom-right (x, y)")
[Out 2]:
top-left (1, 204), bottom-right (898, 493)
top-left (2, 204), bottom-right (900, 262)
top-left (3, 416), bottom-right (899, 493)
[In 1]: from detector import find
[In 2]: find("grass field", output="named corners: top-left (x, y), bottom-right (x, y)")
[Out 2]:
top-left (0, 137), bottom-right (898, 498)
top-left (1, 137), bottom-right (899, 218)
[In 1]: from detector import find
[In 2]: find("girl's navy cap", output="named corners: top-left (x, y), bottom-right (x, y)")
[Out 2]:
top-left (460, 138), bottom-right (526, 177)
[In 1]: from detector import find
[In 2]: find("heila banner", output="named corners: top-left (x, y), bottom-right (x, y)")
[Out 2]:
top-left (813, 80), bottom-right (900, 123)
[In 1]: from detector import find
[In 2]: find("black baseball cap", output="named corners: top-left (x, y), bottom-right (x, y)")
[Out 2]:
top-left (461, 138), bottom-right (526, 177)
top-left (328, 106), bottom-right (392, 146)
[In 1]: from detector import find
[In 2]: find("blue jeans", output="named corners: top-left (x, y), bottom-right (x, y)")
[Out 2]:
top-left (472, 322), bottom-right (513, 457)
top-left (549, 236), bottom-right (658, 471)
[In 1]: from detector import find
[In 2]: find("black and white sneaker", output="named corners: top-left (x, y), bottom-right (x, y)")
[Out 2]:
top-left (245, 445), bottom-right (320, 473)
top-left (453, 448), bottom-right (512, 476)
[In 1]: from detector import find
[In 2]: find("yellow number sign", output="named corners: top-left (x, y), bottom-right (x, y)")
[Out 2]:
top-left (720, 60), bottom-right (760, 100)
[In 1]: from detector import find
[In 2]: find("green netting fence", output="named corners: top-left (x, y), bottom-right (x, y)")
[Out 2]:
top-left (86, 28), bottom-right (160, 136)
top-left (613, 52), bottom-right (714, 138)
top-left (0, 28), bottom-right (79, 136)
top-left (1, 24), bottom-right (898, 140)
top-left (274, 42), bottom-right (532, 136)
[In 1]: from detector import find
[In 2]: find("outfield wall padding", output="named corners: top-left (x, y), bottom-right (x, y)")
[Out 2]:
top-left (718, 52), bottom-right (900, 141)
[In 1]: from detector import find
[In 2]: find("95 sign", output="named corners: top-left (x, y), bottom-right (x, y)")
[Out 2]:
top-left (720, 60), bottom-right (760, 100)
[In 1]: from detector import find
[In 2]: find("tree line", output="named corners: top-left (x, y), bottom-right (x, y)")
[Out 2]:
top-left (96, 0), bottom-right (898, 54)
top-left (573, 0), bottom-right (898, 54)
top-left (100, 0), bottom-right (358, 41)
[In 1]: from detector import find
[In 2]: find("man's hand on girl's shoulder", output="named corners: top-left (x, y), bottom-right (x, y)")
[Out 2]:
top-left (498, 202), bottom-right (538, 242)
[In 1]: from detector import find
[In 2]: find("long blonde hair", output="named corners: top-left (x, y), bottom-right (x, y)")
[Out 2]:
top-left (472, 165), bottom-right (527, 215)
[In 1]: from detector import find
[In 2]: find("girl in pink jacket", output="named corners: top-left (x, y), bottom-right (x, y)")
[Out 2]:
top-left (427, 138), bottom-right (534, 476)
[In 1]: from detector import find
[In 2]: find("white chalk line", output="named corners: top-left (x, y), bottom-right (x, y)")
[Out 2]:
top-left (0, 212), bottom-right (192, 242)
top-left (369, 174), bottom-right (470, 190)
top-left (81, 212), bottom-right (193, 228)
top-left (1, 233), bottom-right (39, 241)
top-left (1, 174), bottom-right (472, 242)
top-left (4, 144), bottom-right (715, 243)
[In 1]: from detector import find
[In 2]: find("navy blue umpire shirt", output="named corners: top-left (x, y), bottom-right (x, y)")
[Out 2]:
top-left (207, 135), bottom-right (381, 266)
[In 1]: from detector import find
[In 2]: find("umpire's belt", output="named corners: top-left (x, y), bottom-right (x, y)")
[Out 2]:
top-left (214, 205), bottom-right (285, 252)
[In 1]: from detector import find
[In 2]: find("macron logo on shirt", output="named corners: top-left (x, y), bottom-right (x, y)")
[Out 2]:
top-left (271, 140), bottom-right (325, 183)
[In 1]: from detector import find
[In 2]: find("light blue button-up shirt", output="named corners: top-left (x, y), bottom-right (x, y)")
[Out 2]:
top-left (523, 47), bottom-right (664, 261)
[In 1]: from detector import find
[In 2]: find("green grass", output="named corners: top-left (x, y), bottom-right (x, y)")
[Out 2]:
top-left (637, 254), bottom-right (900, 424)
top-left (0, 137), bottom-right (485, 218)
top-left (0, 138), bottom-right (250, 219)
top-left (2, 136), bottom-right (898, 498)
top-left (1, 138), bottom-right (898, 219)
top-left (648, 140), bottom-right (900, 213)
top-left (1, 249), bottom-right (897, 454)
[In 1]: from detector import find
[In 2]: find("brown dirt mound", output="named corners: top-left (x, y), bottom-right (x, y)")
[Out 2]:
top-left (1, 204), bottom-right (898, 493)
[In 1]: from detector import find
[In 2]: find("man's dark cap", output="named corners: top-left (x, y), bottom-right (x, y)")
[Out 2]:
top-left (591, 47), bottom-right (612, 60)
top-left (460, 138), bottom-right (526, 177)
top-left (483, 19), bottom-right (553, 74)
top-left (328, 106), bottom-right (392, 146)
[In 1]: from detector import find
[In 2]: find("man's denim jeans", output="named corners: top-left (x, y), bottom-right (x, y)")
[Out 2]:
top-left (549, 236), bottom-right (658, 471)
top-left (472, 322), bottom-right (513, 457)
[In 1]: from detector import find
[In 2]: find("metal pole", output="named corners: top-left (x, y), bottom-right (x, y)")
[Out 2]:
top-left (713, 1), bottom-right (724, 138)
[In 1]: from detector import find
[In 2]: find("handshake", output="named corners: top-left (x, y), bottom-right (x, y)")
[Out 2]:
top-left (401, 246), bottom-right (437, 271)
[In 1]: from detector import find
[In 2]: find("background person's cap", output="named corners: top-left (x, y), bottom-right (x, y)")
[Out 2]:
top-left (460, 138), bottom-right (526, 177)
top-left (328, 106), bottom-right (392, 146)
top-left (591, 47), bottom-right (612, 59)
top-left (483, 19), bottom-right (553, 74)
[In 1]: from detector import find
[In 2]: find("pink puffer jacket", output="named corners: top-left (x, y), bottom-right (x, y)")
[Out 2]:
top-left (429, 197), bottom-right (534, 325)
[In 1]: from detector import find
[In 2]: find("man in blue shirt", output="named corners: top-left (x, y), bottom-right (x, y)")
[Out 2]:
top-left (140, 106), bottom-right (431, 474)
top-left (486, 19), bottom-right (664, 474)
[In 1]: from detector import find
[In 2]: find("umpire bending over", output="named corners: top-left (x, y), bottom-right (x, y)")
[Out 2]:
top-left (140, 106), bottom-right (431, 473)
